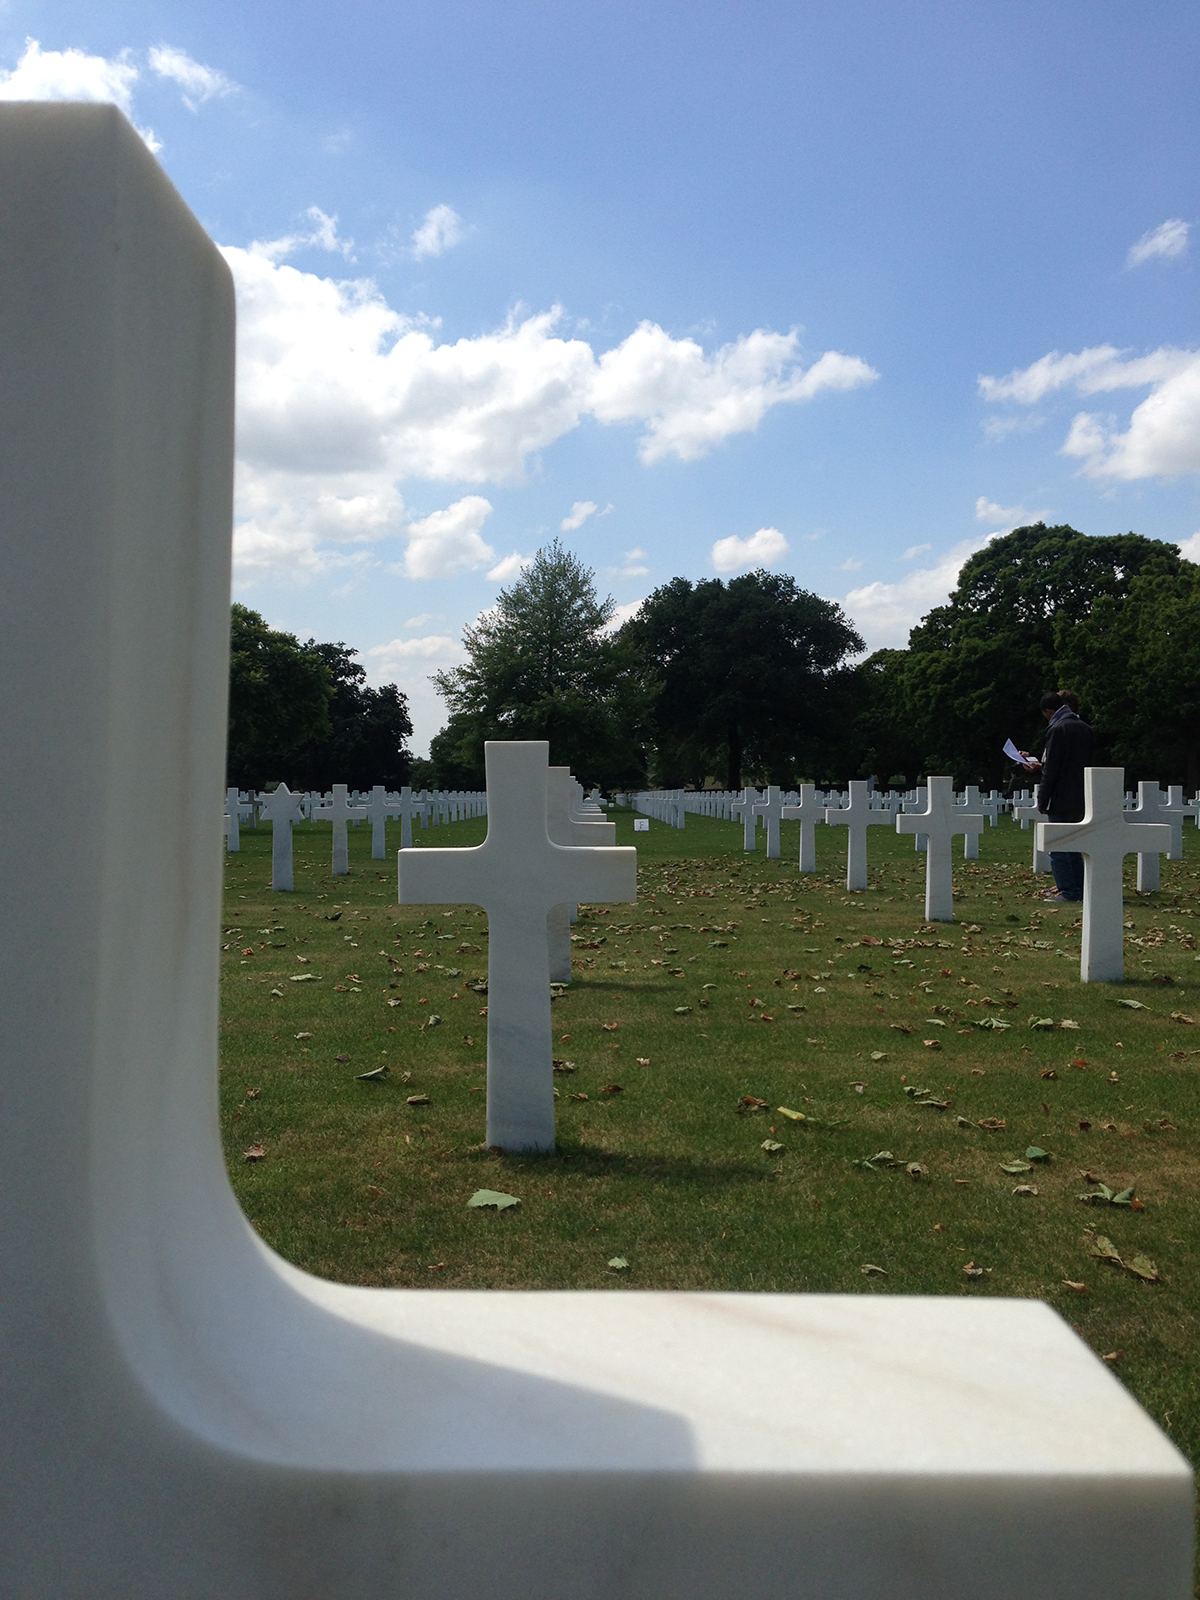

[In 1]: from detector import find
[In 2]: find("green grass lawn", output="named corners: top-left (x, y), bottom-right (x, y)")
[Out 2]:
top-left (220, 807), bottom-right (1200, 1511)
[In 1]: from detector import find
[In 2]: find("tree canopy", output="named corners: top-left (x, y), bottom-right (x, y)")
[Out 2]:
top-left (431, 540), bottom-right (646, 788)
top-left (227, 607), bottom-right (413, 790)
top-left (621, 571), bottom-right (863, 789)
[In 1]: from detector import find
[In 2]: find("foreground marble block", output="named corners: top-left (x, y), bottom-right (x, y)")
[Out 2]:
top-left (0, 106), bottom-right (1190, 1600)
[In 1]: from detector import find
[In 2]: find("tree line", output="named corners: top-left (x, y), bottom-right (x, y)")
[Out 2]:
top-left (227, 524), bottom-right (1200, 795)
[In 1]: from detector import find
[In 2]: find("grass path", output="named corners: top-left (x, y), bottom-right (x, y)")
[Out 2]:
top-left (220, 807), bottom-right (1200, 1512)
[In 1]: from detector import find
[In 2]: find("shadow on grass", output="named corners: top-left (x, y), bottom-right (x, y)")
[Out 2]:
top-left (481, 1140), bottom-right (773, 1188)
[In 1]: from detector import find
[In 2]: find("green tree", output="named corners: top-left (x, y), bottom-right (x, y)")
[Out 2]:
top-left (227, 605), bottom-right (333, 789)
top-left (1056, 559), bottom-right (1200, 788)
top-left (873, 524), bottom-right (1182, 785)
top-left (432, 540), bottom-right (647, 787)
top-left (623, 571), bottom-right (863, 790)
top-left (290, 641), bottom-right (414, 791)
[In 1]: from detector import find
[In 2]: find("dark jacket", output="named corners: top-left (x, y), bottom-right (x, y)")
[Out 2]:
top-left (1037, 710), bottom-right (1094, 821)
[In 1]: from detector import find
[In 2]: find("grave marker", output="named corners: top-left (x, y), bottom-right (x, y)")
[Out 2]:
top-left (398, 742), bottom-right (636, 1150)
top-left (259, 783), bottom-right (306, 892)
top-left (781, 784), bottom-right (824, 872)
top-left (1039, 769), bottom-right (1171, 982)
top-left (896, 777), bottom-right (983, 921)
top-left (824, 779), bottom-right (892, 891)
top-left (730, 787), bottom-right (761, 851)
top-left (313, 783), bottom-right (368, 876)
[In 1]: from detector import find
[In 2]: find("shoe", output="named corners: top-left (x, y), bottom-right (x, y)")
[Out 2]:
top-left (1043, 892), bottom-right (1072, 903)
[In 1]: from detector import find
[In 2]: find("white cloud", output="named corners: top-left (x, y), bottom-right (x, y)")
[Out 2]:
top-left (974, 495), bottom-right (1049, 529)
top-left (363, 633), bottom-right (467, 756)
top-left (1178, 533), bottom-right (1200, 564)
top-left (591, 325), bottom-right (877, 464)
top-left (841, 536), bottom-right (992, 651)
top-left (411, 204), bottom-right (465, 261)
top-left (561, 499), bottom-right (614, 531)
top-left (147, 44), bottom-right (236, 110)
top-left (903, 543), bottom-right (931, 560)
top-left (605, 547), bottom-right (649, 578)
top-left (979, 343), bottom-right (1200, 480)
top-left (486, 551), bottom-right (533, 582)
top-left (221, 243), bottom-right (876, 581)
top-left (400, 496), bottom-right (495, 579)
top-left (1127, 218), bottom-right (1189, 268)
top-left (840, 556), bottom-right (863, 571)
top-left (982, 412), bottom-right (1045, 442)
top-left (0, 37), bottom-right (159, 149)
top-left (601, 599), bottom-right (646, 634)
top-left (404, 613), bottom-right (434, 629)
top-left (248, 206), bottom-right (355, 264)
top-left (711, 526), bottom-right (789, 574)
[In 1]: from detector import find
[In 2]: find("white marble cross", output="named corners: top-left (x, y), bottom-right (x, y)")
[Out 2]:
top-left (896, 777), bottom-right (983, 921)
top-left (730, 787), bottom-right (761, 851)
top-left (223, 786), bottom-right (253, 852)
top-left (1013, 800), bottom-right (1052, 874)
top-left (824, 779), bottom-right (891, 891)
top-left (1160, 785), bottom-right (1191, 861)
top-left (391, 785), bottom-right (430, 849)
top-left (902, 785), bottom-right (929, 852)
top-left (752, 785), bottom-right (786, 859)
top-left (313, 783), bottom-right (368, 876)
top-left (546, 766), bottom-right (617, 983)
top-left (955, 785), bottom-right (985, 859)
top-left (361, 784), bottom-right (402, 860)
top-left (258, 783), bottom-right (306, 892)
top-left (1126, 782), bottom-right (1170, 892)
top-left (781, 783), bottom-right (824, 872)
top-left (398, 742), bottom-right (636, 1150)
top-left (1039, 769), bottom-right (1171, 982)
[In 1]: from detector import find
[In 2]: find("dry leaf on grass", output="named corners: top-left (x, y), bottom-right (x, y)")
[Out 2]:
top-left (860, 1263), bottom-right (888, 1276)
top-left (467, 1189), bottom-right (519, 1211)
top-left (242, 1144), bottom-right (265, 1162)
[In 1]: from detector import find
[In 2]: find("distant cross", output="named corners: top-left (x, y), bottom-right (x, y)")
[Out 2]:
top-left (546, 767), bottom-right (617, 983)
top-left (902, 786), bottom-right (929, 853)
top-left (313, 783), bottom-right (369, 876)
top-left (258, 783), bottom-right (306, 893)
top-left (392, 786), bottom-right (431, 850)
top-left (896, 776), bottom-right (983, 922)
top-left (360, 785), bottom-right (402, 860)
top-left (1127, 781), bottom-right (1169, 893)
top-left (781, 784), bottom-right (824, 873)
top-left (1039, 768), bottom-right (1170, 982)
top-left (1161, 785), bottom-right (1193, 861)
top-left (824, 779), bottom-right (892, 892)
top-left (398, 743), bottom-right (637, 1151)
top-left (955, 785), bottom-right (985, 859)
top-left (752, 785), bottom-right (786, 858)
top-left (1012, 800), bottom-right (1052, 875)
top-left (731, 787), bottom-right (762, 851)
top-left (223, 787), bottom-right (253, 853)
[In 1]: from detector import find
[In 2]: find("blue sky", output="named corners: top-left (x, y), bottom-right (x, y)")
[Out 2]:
top-left (4, 2), bottom-right (1197, 750)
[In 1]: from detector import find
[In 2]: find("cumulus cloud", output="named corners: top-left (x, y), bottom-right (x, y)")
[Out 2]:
top-left (974, 495), bottom-right (1049, 529)
top-left (561, 499), bottom-right (614, 531)
top-left (605, 547), bottom-right (649, 578)
top-left (147, 44), bottom-right (237, 110)
top-left (363, 633), bottom-right (467, 756)
top-left (840, 556), bottom-right (863, 571)
top-left (979, 343), bottom-right (1200, 480)
top-left (400, 496), bottom-right (495, 579)
top-left (591, 326), bottom-right (877, 464)
top-left (601, 599), bottom-right (646, 634)
top-left (221, 243), bottom-right (875, 581)
top-left (711, 526), bottom-right (789, 574)
top-left (1178, 533), bottom-right (1200, 564)
top-left (0, 37), bottom-right (237, 151)
top-left (486, 551), bottom-right (534, 582)
top-left (841, 536), bottom-right (992, 652)
top-left (411, 204), bottom-right (465, 261)
top-left (1127, 218), bottom-right (1189, 269)
top-left (0, 37), bottom-right (157, 147)
top-left (903, 543), bottom-right (931, 560)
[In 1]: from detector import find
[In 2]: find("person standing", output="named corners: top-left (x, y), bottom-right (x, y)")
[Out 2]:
top-left (1019, 690), bottom-right (1094, 902)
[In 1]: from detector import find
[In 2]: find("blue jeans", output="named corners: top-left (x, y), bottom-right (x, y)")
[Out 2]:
top-left (1049, 850), bottom-right (1084, 899)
